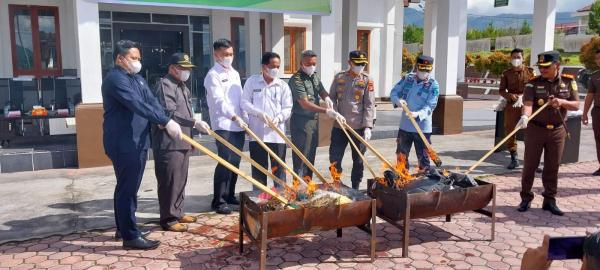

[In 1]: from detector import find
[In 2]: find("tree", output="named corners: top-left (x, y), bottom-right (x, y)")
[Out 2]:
top-left (589, 1), bottom-right (600, 34)
top-left (580, 36), bottom-right (600, 70)
top-left (402, 48), bottom-right (415, 73)
top-left (519, 20), bottom-right (532, 35)
top-left (403, 24), bottom-right (424, 44)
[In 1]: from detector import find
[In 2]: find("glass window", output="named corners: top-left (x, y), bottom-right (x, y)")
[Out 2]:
top-left (152, 14), bottom-right (188, 25)
top-left (191, 16), bottom-right (210, 32)
top-left (357, 30), bottom-right (371, 72)
top-left (9, 5), bottom-right (61, 77)
top-left (284, 27), bottom-right (306, 74)
top-left (112, 12), bottom-right (150, 23)
top-left (230, 18), bottom-right (266, 78)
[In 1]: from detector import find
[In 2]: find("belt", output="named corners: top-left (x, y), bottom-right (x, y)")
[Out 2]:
top-left (530, 121), bottom-right (563, 130)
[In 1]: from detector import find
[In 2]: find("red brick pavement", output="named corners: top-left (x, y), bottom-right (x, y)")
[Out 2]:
top-left (1, 161), bottom-right (599, 269)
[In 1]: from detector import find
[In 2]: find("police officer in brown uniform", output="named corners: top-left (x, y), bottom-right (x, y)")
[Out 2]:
top-left (516, 51), bottom-right (580, 216)
top-left (329, 51), bottom-right (375, 189)
top-left (499, 48), bottom-right (535, 169)
top-left (582, 49), bottom-right (600, 176)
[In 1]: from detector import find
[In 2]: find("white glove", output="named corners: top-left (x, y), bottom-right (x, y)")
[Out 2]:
top-left (364, 128), bottom-right (372, 141)
top-left (516, 115), bottom-right (529, 129)
top-left (271, 115), bottom-right (282, 126)
top-left (326, 108), bottom-right (346, 124)
top-left (513, 95), bottom-right (524, 108)
top-left (324, 97), bottom-right (334, 109)
top-left (396, 99), bottom-right (408, 111)
top-left (259, 112), bottom-right (272, 124)
top-left (194, 120), bottom-right (210, 134)
top-left (233, 116), bottom-right (248, 129)
top-left (493, 97), bottom-right (507, 111)
top-left (165, 120), bottom-right (182, 140)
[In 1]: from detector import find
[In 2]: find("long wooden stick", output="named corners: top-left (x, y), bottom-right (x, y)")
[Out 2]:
top-left (241, 125), bottom-right (308, 186)
top-left (265, 118), bottom-right (330, 184)
top-left (207, 129), bottom-right (290, 189)
top-left (398, 101), bottom-right (442, 167)
top-left (180, 134), bottom-right (289, 205)
top-left (334, 118), bottom-right (378, 179)
top-left (464, 102), bottom-right (550, 174)
top-left (342, 121), bottom-right (395, 170)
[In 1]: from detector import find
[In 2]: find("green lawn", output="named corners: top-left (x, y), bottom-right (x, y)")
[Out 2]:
top-left (467, 50), bottom-right (582, 66)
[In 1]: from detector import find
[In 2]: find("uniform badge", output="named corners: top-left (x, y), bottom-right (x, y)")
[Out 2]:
top-left (337, 78), bottom-right (346, 84)
top-left (368, 81), bottom-right (374, 91)
top-left (537, 99), bottom-right (545, 106)
top-left (571, 80), bottom-right (578, 92)
top-left (356, 80), bottom-right (365, 87)
top-left (560, 83), bottom-right (566, 88)
top-left (354, 95), bottom-right (360, 101)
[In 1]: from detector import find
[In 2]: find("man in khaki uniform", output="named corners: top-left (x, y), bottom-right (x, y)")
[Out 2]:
top-left (499, 48), bottom-right (535, 169)
top-left (328, 51), bottom-right (375, 189)
top-left (582, 49), bottom-right (600, 176)
top-left (516, 51), bottom-right (580, 216)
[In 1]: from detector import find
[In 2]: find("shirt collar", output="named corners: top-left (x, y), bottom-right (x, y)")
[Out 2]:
top-left (259, 74), bottom-right (281, 87)
top-left (213, 62), bottom-right (230, 73)
top-left (166, 74), bottom-right (184, 86)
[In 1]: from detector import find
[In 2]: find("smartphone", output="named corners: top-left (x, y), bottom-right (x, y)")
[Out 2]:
top-left (548, 236), bottom-right (585, 260)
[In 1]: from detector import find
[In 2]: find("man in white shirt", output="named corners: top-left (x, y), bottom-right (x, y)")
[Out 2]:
top-left (203, 39), bottom-right (247, 215)
top-left (241, 52), bottom-right (292, 189)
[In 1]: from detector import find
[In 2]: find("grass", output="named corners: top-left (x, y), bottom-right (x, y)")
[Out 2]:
top-left (468, 50), bottom-right (583, 66)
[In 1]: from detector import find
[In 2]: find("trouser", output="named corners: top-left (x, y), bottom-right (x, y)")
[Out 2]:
top-left (593, 107), bottom-right (600, 165)
top-left (290, 114), bottom-right (319, 178)
top-left (520, 124), bottom-right (566, 203)
top-left (503, 104), bottom-right (521, 153)
top-left (212, 130), bottom-right (245, 208)
top-left (249, 141), bottom-right (286, 190)
top-left (395, 129), bottom-right (432, 170)
top-left (111, 149), bottom-right (148, 241)
top-left (154, 149), bottom-right (190, 228)
top-left (329, 127), bottom-right (366, 185)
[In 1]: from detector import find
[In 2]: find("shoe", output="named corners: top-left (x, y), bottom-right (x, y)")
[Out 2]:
top-left (542, 200), bottom-right (564, 216)
top-left (517, 200), bottom-right (531, 212)
top-left (115, 230), bottom-right (150, 240)
top-left (178, 215), bottom-right (197, 223)
top-left (165, 223), bottom-right (188, 232)
top-left (123, 236), bottom-right (160, 250)
top-left (507, 152), bottom-right (519, 170)
top-left (593, 168), bottom-right (600, 176)
top-left (213, 204), bottom-right (232, 215)
top-left (225, 196), bottom-right (240, 205)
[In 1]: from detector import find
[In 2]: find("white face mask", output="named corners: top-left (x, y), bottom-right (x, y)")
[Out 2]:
top-left (123, 57), bottom-right (142, 74)
top-left (416, 71), bottom-right (429, 80)
top-left (302, 65), bottom-right (316, 76)
top-left (351, 65), bottom-right (365, 74)
top-left (178, 69), bottom-right (191, 82)
top-left (220, 56), bottom-right (234, 68)
top-left (511, 59), bottom-right (523, 67)
top-left (266, 68), bottom-right (279, 79)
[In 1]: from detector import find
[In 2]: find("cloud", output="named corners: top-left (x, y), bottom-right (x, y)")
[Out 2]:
top-left (467, 0), bottom-right (593, 15)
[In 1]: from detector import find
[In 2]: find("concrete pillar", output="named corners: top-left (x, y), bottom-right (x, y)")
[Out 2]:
top-left (312, 13), bottom-right (337, 88)
top-left (423, 0), bottom-right (437, 76)
top-left (270, 13), bottom-right (285, 75)
top-left (393, 0), bottom-right (405, 84)
top-left (531, 0), bottom-right (557, 66)
top-left (456, 0), bottom-right (468, 83)
top-left (341, 0), bottom-right (358, 70)
top-left (244, 12), bottom-right (262, 77)
top-left (380, 0), bottom-right (403, 98)
top-left (210, 10), bottom-right (230, 47)
top-left (73, 0), bottom-right (103, 103)
top-left (431, 0), bottom-right (466, 135)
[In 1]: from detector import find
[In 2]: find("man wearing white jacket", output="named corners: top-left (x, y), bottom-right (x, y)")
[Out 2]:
top-left (242, 52), bottom-right (293, 188)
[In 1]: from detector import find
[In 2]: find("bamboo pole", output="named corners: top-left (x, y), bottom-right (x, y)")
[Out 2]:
top-left (398, 101), bottom-right (442, 167)
top-left (334, 118), bottom-right (378, 179)
top-left (341, 121), bottom-right (395, 170)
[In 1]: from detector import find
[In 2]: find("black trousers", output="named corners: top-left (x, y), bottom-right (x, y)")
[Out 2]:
top-left (111, 149), bottom-right (148, 241)
top-left (154, 149), bottom-right (190, 228)
top-left (249, 141), bottom-right (286, 190)
top-left (212, 130), bottom-right (245, 208)
top-left (329, 127), bottom-right (366, 186)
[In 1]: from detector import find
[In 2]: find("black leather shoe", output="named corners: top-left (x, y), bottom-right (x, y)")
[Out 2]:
top-left (517, 200), bottom-right (531, 212)
top-left (115, 230), bottom-right (150, 240)
top-left (225, 196), bottom-right (240, 205)
top-left (214, 204), bottom-right (232, 215)
top-left (542, 200), bottom-right (564, 216)
top-left (123, 236), bottom-right (160, 250)
top-left (593, 168), bottom-right (600, 176)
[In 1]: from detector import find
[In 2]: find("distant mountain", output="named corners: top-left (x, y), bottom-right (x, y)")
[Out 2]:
top-left (403, 7), bottom-right (577, 30)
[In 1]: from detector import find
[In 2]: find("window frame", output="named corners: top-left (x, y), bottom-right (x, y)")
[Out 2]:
top-left (9, 4), bottom-right (62, 77)
top-left (230, 17), bottom-right (266, 77)
top-left (284, 26), bottom-right (306, 75)
top-left (357, 29), bottom-right (371, 72)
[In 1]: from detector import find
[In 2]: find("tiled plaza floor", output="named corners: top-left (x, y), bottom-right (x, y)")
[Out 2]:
top-left (1, 161), bottom-right (599, 270)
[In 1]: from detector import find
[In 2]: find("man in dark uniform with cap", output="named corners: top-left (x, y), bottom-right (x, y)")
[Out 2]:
top-left (102, 40), bottom-right (182, 249)
top-left (152, 53), bottom-right (210, 232)
top-left (582, 49), bottom-right (600, 176)
top-left (329, 51), bottom-right (375, 189)
top-left (516, 51), bottom-right (580, 216)
top-left (499, 48), bottom-right (535, 169)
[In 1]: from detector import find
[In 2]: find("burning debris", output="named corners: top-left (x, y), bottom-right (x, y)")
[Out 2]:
top-left (252, 183), bottom-right (369, 211)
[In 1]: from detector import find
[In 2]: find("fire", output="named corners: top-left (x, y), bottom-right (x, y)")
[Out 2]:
top-left (307, 180), bottom-right (318, 197)
top-left (394, 154), bottom-right (416, 188)
top-left (329, 162), bottom-right (342, 188)
top-left (272, 165), bottom-right (279, 174)
top-left (442, 169), bottom-right (450, 177)
top-left (303, 175), bottom-right (312, 184)
top-left (426, 148), bottom-right (439, 164)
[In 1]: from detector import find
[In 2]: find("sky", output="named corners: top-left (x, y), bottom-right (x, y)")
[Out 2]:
top-left (466, 0), bottom-right (594, 15)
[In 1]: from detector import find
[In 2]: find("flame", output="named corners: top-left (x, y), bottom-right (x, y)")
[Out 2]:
top-left (272, 165), bottom-right (279, 174)
top-left (303, 175), bottom-right (312, 184)
top-left (442, 169), bottom-right (450, 177)
top-left (426, 148), bottom-right (439, 164)
top-left (307, 180), bottom-right (317, 197)
top-left (329, 162), bottom-right (342, 188)
top-left (394, 154), bottom-right (416, 188)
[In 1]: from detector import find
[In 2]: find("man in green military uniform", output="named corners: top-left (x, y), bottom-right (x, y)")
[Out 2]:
top-left (288, 50), bottom-right (345, 178)
top-left (329, 51), bottom-right (375, 189)
top-left (516, 51), bottom-right (580, 216)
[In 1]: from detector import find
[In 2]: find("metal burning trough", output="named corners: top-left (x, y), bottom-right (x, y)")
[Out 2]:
top-left (367, 170), bottom-right (496, 257)
top-left (239, 183), bottom-right (377, 270)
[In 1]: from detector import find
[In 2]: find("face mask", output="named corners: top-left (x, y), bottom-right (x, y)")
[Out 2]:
top-left (302, 65), bottom-right (316, 76)
top-left (352, 65), bottom-right (365, 74)
top-left (511, 59), bottom-right (523, 67)
top-left (267, 68), bottom-right (279, 79)
top-left (122, 56), bottom-right (142, 74)
top-left (416, 71), bottom-right (429, 80)
top-left (220, 56), bottom-right (234, 68)
top-left (178, 69), bottom-right (191, 82)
